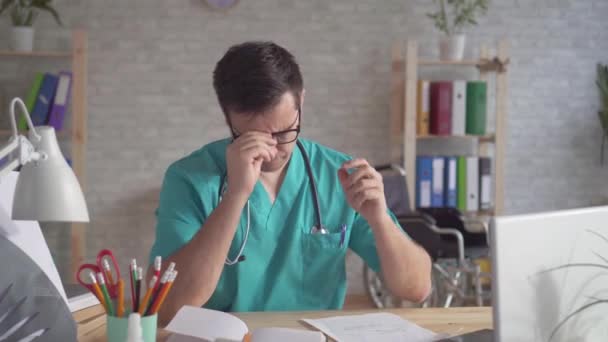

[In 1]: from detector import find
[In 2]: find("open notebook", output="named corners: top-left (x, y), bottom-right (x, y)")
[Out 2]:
top-left (65, 283), bottom-right (100, 312)
top-left (166, 306), bottom-right (325, 342)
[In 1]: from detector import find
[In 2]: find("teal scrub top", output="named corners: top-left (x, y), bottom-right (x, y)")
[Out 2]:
top-left (149, 138), bottom-right (404, 312)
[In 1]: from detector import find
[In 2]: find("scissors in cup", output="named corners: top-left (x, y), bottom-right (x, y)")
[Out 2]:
top-left (76, 249), bottom-right (121, 299)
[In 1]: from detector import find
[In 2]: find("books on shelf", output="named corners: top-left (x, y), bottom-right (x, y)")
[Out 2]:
top-left (451, 81), bottom-right (466, 135)
top-left (17, 71), bottom-right (73, 132)
top-left (48, 71), bottom-right (72, 131)
top-left (416, 80), bottom-right (430, 135)
top-left (417, 80), bottom-right (487, 137)
top-left (417, 155), bottom-right (493, 212)
top-left (466, 81), bottom-right (487, 135)
top-left (429, 81), bottom-right (452, 135)
top-left (18, 72), bottom-right (44, 131)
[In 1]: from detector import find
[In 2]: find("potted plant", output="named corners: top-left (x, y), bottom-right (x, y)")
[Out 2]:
top-left (427, 0), bottom-right (489, 61)
top-left (0, 0), bottom-right (62, 52)
top-left (597, 63), bottom-right (608, 165)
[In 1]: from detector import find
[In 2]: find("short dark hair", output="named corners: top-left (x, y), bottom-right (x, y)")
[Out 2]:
top-left (213, 41), bottom-right (303, 116)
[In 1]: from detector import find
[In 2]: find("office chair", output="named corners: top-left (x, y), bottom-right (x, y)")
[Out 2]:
top-left (363, 164), bottom-right (491, 308)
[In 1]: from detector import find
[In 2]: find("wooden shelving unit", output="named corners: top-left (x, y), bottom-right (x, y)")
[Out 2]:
top-left (416, 134), bottom-right (496, 143)
top-left (0, 30), bottom-right (88, 280)
top-left (0, 50), bottom-right (73, 58)
top-left (390, 39), bottom-right (509, 216)
top-left (0, 129), bottom-right (70, 137)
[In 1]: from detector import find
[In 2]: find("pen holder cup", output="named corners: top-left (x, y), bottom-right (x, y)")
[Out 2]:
top-left (106, 313), bottom-right (157, 342)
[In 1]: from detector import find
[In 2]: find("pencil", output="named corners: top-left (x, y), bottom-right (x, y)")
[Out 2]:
top-left (102, 258), bottom-right (114, 287)
top-left (88, 271), bottom-right (107, 312)
top-left (117, 279), bottom-right (125, 317)
top-left (97, 272), bottom-right (114, 316)
top-left (130, 259), bottom-right (136, 312)
top-left (138, 275), bottom-right (158, 315)
top-left (150, 271), bottom-right (177, 315)
top-left (153, 256), bottom-right (162, 291)
top-left (145, 270), bottom-right (170, 316)
top-left (135, 267), bottom-right (142, 313)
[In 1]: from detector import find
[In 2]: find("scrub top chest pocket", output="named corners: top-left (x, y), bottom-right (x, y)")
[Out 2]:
top-left (302, 224), bottom-right (350, 257)
top-left (300, 225), bottom-right (351, 308)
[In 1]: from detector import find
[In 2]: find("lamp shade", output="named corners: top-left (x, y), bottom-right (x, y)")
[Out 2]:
top-left (12, 126), bottom-right (89, 222)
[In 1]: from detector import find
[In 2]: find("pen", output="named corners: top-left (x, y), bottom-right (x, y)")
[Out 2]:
top-left (138, 275), bottom-right (158, 315)
top-left (97, 272), bottom-right (114, 316)
top-left (339, 224), bottom-right (346, 247)
top-left (150, 271), bottom-right (177, 315)
top-left (117, 279), bottom-right (125, 317)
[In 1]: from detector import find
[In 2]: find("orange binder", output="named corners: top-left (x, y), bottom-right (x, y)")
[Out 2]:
top-left (417, 80), bottom-right (430, 135)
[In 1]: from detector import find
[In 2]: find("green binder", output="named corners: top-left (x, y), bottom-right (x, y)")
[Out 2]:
top-left (466, 81), bottom-right (487, 135)
top-left (457, 156), bottom-right (467, 211)
top-left (18, 73), bottom-right (45, 131)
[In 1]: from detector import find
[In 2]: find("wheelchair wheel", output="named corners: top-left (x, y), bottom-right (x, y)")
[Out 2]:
top-left (363, 264), bottom-right (440, 308)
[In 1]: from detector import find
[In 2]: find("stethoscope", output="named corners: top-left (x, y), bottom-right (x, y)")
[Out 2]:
top-left (220, 140), bottom-right (327, 265)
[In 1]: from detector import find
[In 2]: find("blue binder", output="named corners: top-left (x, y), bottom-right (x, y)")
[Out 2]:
top-left (431, 157), bottom-right (445, 207)
top-left (30, 73), bottom-right (59, 126)
top-left (444, 157), bottom-right (458, 208)
top-left (416, 157), bottom-right (433, 208)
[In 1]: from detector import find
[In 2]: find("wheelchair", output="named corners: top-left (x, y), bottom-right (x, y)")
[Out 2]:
top-left (363, 164), bottom-right (492, 308)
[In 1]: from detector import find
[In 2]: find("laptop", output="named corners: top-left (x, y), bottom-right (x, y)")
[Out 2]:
top-left (490, 206), bottom-right (608, 342)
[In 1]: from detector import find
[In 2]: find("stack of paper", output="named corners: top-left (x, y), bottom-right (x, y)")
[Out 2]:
top-left (301, 312), bottom-right (438, 342)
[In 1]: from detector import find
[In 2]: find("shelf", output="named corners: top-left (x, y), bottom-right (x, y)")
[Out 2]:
top-left (469, 209), bottom-right (495, 217)
top-left (418, 60), bottom-right (480, 66)
top-left (417, 58), bottom-right (508, 73)
top-left (0, 50), bottom-right (72, 58)
top-left (0, 129), bottom-right (69, 137)
top-left (417, 134), bottom-right (495, 143)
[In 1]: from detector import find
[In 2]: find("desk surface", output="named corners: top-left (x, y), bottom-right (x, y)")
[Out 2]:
top-left (76, 306), bottom-right (492, 341)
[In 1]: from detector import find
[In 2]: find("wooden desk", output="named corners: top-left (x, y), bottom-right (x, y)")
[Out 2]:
top-left (76, 305), bottom-right (492, 341)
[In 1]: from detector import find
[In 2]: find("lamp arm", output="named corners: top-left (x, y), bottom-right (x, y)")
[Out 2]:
top-left (0, 136), bottom-right (43, 179)
top-left (1, 98), bottom-right (44, 179)
top-left (0, 138), bottom-right (20, 179)
top-left (9, 98), bottom-right (41, 141)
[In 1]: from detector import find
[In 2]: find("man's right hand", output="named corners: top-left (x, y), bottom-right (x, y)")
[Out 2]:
top-left (225, 132), bottom-right (277, 198)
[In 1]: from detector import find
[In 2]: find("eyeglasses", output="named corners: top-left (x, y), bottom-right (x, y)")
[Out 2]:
top-left (230, 109), bottom-right (301, 145)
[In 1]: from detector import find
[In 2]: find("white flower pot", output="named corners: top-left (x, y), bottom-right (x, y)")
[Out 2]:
top-left (439, 34), bottom-right (466, 61)
top-left (10, 26), bottom-right (35, 52)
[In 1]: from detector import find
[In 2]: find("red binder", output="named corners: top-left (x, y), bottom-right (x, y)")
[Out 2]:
top-left (430, 82), bottom-right (453, 135)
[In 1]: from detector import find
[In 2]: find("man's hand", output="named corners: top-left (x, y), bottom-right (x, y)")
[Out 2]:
top-left (225, 132), bottom-right (277, 198)
top-left (338, 158), bottom-right (388, 226)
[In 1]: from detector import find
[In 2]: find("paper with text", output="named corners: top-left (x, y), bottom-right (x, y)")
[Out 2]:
top-left (301, 312), bottom-right (437, 342)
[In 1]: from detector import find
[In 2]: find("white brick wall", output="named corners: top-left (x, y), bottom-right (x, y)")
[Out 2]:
top-left (1, 0), bottom-right (607, 295)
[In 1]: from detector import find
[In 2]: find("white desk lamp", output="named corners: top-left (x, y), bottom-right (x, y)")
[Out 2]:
top-left (0, 97), bottom-right (89, 222)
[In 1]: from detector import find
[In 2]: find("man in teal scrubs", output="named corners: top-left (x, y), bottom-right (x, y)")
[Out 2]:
top-left (149, 42), bottom-right (431, 325)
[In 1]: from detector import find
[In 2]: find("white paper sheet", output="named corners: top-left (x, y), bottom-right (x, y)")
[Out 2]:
top-left (251, 328), bottom-right (325, 342)
top-left (0, 171), bottom-right (67, 303)
top-left (165, 306), bottom-right (248, 342)
top-left (301, 312), bottom-right (438, 342)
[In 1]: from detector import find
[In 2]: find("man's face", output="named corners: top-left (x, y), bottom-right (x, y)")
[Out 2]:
top-left (228, 92), bottom-right (301, 172)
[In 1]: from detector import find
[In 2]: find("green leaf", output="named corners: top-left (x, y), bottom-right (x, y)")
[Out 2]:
top-left (23, 8), bottom-right (33, 25)
top-left (599, 111), bottom-right (608, 135)
top-left (31, 2), bottom-right (61, 25)
top-left (0, 0), bottom-right (15, 15)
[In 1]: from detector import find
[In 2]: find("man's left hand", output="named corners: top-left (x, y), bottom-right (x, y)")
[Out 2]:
top-left (338, 158), bottom-right (388, 226)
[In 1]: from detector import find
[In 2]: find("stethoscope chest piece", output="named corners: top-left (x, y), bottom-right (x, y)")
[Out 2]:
top-left (310, 225), bottom-right (329, 235)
